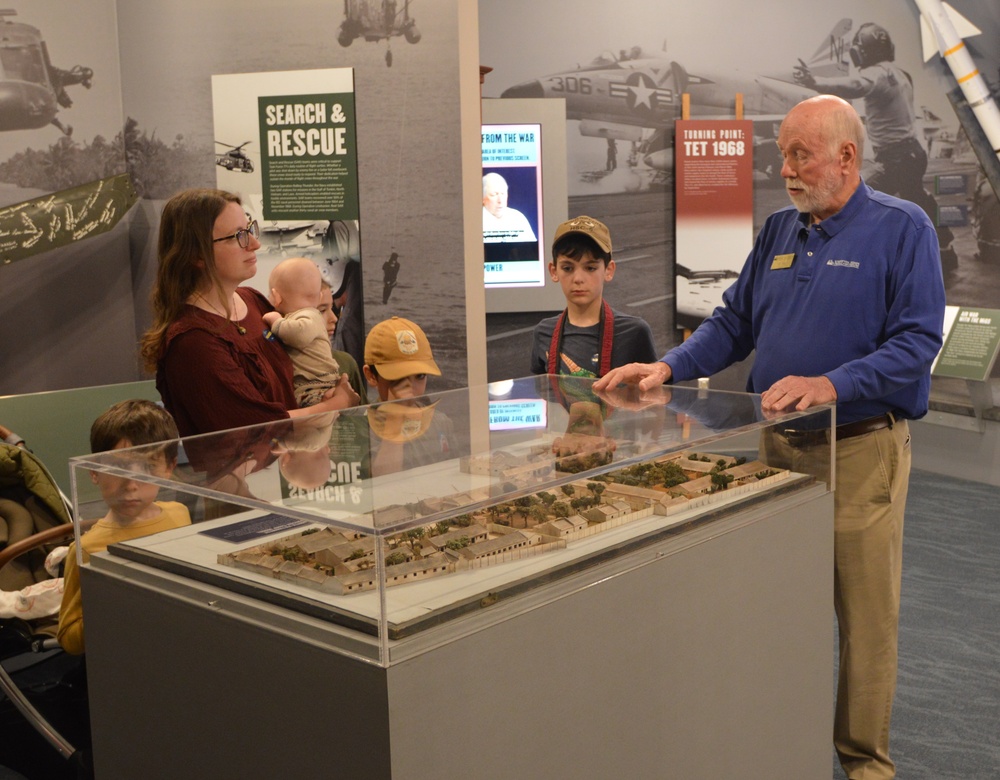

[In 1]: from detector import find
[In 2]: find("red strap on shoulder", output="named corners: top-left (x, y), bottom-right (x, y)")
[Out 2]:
top-left (547, 310), bottom-right (567, 375)
top-left (598, 300), bottom-right (614, 377)
top-left (547, 301), bottom-right (615, 377)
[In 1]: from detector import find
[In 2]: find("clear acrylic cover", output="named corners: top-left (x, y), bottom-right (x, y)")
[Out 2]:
top-left (70, 376), bottom-right (833, 666)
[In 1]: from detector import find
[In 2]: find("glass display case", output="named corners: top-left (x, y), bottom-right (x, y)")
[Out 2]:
top-left (69, 375), bottom-right (833, 667)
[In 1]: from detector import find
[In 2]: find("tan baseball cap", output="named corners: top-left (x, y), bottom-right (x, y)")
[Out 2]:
top-left (364, 316), bottom-right (441, 381)
top-left (552, 215), bottom-right (612, 253)
top-left (368, 401), bottom-right (438, 443)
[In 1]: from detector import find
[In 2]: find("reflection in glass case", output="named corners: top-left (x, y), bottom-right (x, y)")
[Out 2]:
top-left (70, 376), bottom-right (833, 666)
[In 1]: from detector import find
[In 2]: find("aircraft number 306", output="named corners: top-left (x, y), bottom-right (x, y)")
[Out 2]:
top-left (549, 76), bottom-right (592, 95)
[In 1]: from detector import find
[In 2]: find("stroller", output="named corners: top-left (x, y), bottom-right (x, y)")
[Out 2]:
top-left (0, 440), bottom-right (91, 779)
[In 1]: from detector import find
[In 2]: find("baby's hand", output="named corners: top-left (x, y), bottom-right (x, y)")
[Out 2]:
top-left (262, 312), bottom-right (282, 328)
top-left (323, 374), bottom-right (360, 409)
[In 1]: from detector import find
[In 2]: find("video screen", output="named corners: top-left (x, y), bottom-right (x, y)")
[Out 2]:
top-left (482, 123), bottom-right (544, 288)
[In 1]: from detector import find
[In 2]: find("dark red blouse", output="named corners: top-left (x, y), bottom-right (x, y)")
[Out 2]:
top-left (156, 287), bottom-right (297, 436)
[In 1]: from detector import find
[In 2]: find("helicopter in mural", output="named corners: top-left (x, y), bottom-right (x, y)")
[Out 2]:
top-left (337, 0), bottom-right (421, 68)
top-left (0, 9), bottom-right (93, 136)
top-left (215, 141), bottom-right (254, 173)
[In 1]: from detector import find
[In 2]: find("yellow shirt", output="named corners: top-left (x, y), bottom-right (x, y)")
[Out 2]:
top-left (57, 501), bottom-right (190, 654)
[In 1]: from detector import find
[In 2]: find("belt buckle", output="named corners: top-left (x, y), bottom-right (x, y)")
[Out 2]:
top-left (780, 427), bottom-right (824, 448)
top-left (781, 428), bottom-right (808, 447)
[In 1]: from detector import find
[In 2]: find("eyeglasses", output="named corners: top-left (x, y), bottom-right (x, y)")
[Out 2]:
top-left (213, 220), bottom-right (259, 249)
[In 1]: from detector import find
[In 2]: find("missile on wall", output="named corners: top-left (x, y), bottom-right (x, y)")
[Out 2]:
top-left (915, 0), bottom-right (1000, 195)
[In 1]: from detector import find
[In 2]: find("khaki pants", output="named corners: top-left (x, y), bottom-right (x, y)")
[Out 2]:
top-left (763, 420), bottom-right (910, 780)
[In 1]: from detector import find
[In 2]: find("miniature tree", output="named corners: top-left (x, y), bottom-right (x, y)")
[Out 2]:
top-left (561, 485), bottom-right (575, 497)
top-left (710, 472), bottom-right (734, 491)
top-left (399, 527), bottom-right (425, 555)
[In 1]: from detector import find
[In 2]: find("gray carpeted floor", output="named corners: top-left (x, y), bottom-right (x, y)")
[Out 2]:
top-left (833, 469), bottom-right (1000, 779)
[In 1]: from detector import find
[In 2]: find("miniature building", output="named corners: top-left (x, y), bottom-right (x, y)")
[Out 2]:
top-left (583, 505), bottom-right (617, 524)
top-left (721, 460), bottom-right (774, 480)
top-left (325, 534), bottom-right (376, 565)
top-left (457, 530), bottom-right (536, 560)
top-left (678, 453), bottom-right (736, 475)
top-left (383, 553), bottom-right (455, 586)
top-left (372, 504), bottom-right (415, 527)
top-left (426, 524), bottom-right (488, 550)
top-left (601, 482), bottom-right (667, 509)
top-left (536, 515), bottom-right (588, 538)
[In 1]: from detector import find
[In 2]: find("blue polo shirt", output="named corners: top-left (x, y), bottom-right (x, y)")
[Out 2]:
top-left (664, 182), bottom-right (946, 424)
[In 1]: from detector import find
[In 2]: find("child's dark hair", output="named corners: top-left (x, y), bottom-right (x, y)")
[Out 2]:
top-left (90, 400), bottom-right (180, 462)
top-left (552, 233), bottom-right (611, 266)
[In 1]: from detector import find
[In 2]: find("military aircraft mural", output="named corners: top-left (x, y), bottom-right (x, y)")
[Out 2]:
top-left (500, 20), bottom-right (853, 181)
top-left (337, 0), bottom-right (421, 67)
top-left (0, 9), bottom-right (93, 137)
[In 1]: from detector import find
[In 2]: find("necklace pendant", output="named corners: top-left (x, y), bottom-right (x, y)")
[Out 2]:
top-left (237, 325), bottom-right (247, 335)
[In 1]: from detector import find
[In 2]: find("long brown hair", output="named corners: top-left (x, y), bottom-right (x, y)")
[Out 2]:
top-left (139, 188), bottom-right (242, 373)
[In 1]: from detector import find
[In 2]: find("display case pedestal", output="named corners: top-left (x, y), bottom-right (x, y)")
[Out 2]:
top-left (82, 485), bottom-right (832, 780)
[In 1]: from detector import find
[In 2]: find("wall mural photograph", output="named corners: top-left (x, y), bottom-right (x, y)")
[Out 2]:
top-left (0, 0), bottom-right (996, 398)
top-left (0, 0), bottom-right (469, 396)
top-left (480, 0), bottom-right (1000, 384)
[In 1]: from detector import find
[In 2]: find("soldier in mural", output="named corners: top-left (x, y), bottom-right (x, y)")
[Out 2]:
top-left (794, 22), bottom-right (959, 278)
top-left (381, 251), bottom-right (401, 304)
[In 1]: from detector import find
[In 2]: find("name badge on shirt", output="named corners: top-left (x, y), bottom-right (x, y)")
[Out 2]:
top-left (771, 253), bottom-right (795, 270)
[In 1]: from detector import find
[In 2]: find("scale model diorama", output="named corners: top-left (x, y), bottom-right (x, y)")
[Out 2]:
top-left (218, 449), bottom-right (789, 596)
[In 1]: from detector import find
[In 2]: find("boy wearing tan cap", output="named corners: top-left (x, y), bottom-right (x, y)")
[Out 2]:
top-left (530, 216), bottom-right (656, 377)
top-left (363, 316), bottom-right (453, 475)
top-left (363, 316), bottom-right (442, 402)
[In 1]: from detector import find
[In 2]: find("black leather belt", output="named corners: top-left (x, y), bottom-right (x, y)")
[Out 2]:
top-left (779, 413), bottom-right (895, 448)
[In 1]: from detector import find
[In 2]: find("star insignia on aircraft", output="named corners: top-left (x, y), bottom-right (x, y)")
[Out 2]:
top-left (627, 73), bottom-right (655, 109)
top-left (609, 72), bottom-right (673, 116)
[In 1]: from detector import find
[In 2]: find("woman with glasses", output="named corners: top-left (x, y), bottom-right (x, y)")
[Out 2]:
top-left (140, 188), bottom-right (358, 437)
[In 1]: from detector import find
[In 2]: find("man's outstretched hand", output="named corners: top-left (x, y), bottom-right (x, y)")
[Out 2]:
top-left (593, 361), bottom-right (672, 393)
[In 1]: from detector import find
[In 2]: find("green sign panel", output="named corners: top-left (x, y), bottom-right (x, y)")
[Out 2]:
top-left (933, 307), bottom-right (1000, 381)
top-left (258, 92), bottom-right (359, 222)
